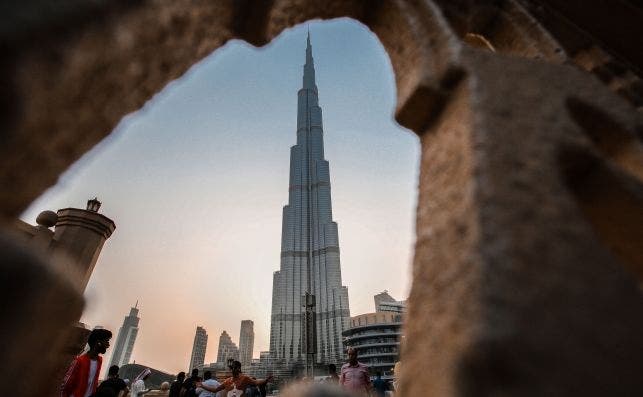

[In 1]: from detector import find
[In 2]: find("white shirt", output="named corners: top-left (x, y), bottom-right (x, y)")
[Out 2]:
top-left (84, 359), bottom-right (98, 397)
top-left (130, 379), bottom-right (146, 397)
top-left (199, 378), bottom-right (222, 397)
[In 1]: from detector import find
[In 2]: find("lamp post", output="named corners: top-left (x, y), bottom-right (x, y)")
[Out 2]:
top-left (86, 197), bottom-right (101, 212)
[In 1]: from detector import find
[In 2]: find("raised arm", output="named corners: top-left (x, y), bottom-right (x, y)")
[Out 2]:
top-left (250, 375), bottom-right (273, 386)
top-left (197, 382), bottom-right (225, 393)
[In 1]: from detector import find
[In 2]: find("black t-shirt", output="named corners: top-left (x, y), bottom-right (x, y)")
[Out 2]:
top-left (169, 380), bottom-right (183, 397)
top-left (96, 377), bottom-right (127, 394)
top-left (183, 376), bottom-right (201, 397)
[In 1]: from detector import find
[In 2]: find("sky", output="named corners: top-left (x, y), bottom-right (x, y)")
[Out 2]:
top-left (22, 19), bottom-right (419, 375)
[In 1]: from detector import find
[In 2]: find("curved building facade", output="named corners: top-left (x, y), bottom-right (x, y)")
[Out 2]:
top-left (342, 312), bottom-right (402, 379)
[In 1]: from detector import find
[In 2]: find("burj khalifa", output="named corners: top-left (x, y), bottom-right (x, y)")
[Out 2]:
top-left (269, 32), bottom-right (350, 366)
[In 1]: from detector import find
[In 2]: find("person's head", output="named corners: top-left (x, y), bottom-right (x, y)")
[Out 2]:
top-left (347, 347), bottom-right (358, 365)
top-left (160, 382), bottom-right (170, 391)
top-left (328, 364), bottom-right (336, 374)
top-left (177, 371), bottom-right (186, 381)
top-left (203, 371), bottom-right (212, 380)
top-left (191, 368), bottom-right (199, 378)
top-left (230, 360), bottom-right (242, 376)
top-left (376, 371), bottom-right (382, 379)
top-left (87, 328), bottom-right (112, 354)
top-left (108, 365), bottom-right (120, 378)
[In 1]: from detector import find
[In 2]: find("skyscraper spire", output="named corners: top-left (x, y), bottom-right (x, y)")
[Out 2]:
top-left (303, 30), bottom-right (316, 90)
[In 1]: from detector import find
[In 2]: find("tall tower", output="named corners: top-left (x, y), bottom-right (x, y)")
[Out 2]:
top-left (239, 320), bottom-right (255, 366)
top-left (216, 330), bottom-right (239, 365)
top-left (189, 326), bottom-right (208, 371)
top-left (109, 303), bottom-right (140, 367)
top-left (269, 32), bottom-right (350, 366)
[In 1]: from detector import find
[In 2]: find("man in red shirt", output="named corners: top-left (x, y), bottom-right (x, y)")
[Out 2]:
top-left (340, 347), bottom-right (371, 395)
top-left (61, 328), bottom-right (113, 397)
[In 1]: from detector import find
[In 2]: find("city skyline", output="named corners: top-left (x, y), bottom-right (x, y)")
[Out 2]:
top-left (20, 19), bottom-right (418, 375)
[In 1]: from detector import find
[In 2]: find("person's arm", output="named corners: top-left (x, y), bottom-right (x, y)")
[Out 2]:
top-left (364, 369), bottom-right (372, 392)
top-left (60, 358), bottom-right (80, 397)
top-left (339, 368), bottom-right (346, 386)
top-left (249, 375), bottom-right (273, 386)
top-left (196, 382), bottom-right (226, 393)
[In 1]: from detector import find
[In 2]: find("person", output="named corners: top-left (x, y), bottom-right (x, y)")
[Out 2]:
top-left (371, 372), bottom-right (387, 397)
top-left (197, 360), bottom-right (272, 397)
top-left (61, 328), bottom-right (113, 397)
top-left (257, 382), bottom-right (267, 397)
top-left (327, 364), bottom-right (339, 383)
top-left (169, 372), bottom-right (185, 397)
top-left (245, 382), bottom-right (259, 397)
top-left (197, 371), bottom-right (221, 397)
top-left (340, 347), bottom-right (371, 395)
top-left (130, 368), bottom-right (151, 397)
top-left (181, 368), bottom-right (201, 397)
top-left (96, 365), bottom-right (128, 397)
top-left (391, 361), bottom-right (401, 393)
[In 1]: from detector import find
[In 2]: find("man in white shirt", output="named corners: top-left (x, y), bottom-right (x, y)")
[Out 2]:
top-left (197, 370), bottom-right (221, 397)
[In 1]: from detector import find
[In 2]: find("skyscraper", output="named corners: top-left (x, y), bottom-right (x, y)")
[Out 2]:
top-left (269, 32), bottom-right (350, 366)
top-left (239, 320), bottom-right (254, 366)
top-left (216, 330), bottom-right (239, 365)
top-left (109, 303), bottom-right (140, 367)
top-left (189, 326), bottom-right (208, 371)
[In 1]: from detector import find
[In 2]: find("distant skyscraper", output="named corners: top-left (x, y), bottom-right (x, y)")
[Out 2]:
top-left (189, 326), bottom-right (208, 371)
top-left (269, 32), bottom-right (350, 366)
top-left (239, 320), bottom-right (254, 366)
top-left (109, 303), bottom-right (140, 367)
top-left (216, 330), bottom-right (239, 365)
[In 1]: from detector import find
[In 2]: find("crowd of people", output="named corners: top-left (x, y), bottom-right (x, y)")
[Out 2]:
top-left (60, 329), bottom-right (397, 397)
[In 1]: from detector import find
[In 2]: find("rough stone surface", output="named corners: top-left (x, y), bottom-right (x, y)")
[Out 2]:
top-left (410, 47), bottom-right (643, 396)
top-left (0, 1), bottom-right (642, 396)
top-left (0, 234), bottom-right (84, 397)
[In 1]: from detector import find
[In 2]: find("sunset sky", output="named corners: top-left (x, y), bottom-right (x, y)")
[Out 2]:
top-left (22, 19), bottom-right (419, 375)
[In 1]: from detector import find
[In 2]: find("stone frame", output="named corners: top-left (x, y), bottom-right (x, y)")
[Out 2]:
top-left (1, 1), bottom-right (642, 396)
